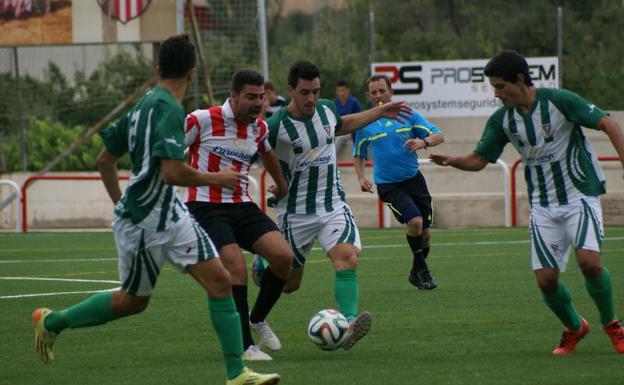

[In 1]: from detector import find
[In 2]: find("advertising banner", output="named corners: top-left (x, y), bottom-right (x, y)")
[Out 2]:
top-left (371, 57), bottom-right (558, 117)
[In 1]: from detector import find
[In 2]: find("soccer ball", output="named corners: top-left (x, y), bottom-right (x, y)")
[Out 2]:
top-left (251, 254), bottom-right (268, 287)
top-left (307, 309), bottom-right (350, 351)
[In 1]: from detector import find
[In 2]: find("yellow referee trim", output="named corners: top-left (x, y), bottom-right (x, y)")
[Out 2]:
top-left (413, 125), bottom-right (432, 134)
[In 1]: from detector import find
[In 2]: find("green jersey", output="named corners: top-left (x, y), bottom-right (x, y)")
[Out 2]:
top-left (100, 87), bottom-right (187, 231)
top-left (475, 88), bottom-right (607, 207)
top-left (267, 99), bottom-right (347, 215)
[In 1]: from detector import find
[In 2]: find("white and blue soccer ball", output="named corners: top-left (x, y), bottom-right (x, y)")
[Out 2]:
top-left (251, 254), bottom-right (268, 287)
top-left (307, 309), bottom-right (350, 351)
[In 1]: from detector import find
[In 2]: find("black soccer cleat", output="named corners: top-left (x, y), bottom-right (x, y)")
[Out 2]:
top-left (409, 269), bottom-right (437, 290)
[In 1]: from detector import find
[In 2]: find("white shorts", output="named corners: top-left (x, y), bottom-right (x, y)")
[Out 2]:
top-left (529, 197), bottom-right (603, 272)
top-left (278, 205), bottom-right (361, 268)
top-left (113, 213), bottom-right (219, 296)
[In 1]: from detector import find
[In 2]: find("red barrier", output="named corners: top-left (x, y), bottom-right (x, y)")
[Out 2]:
top-left (510, 156), bottom-right (619, 227)
top-left (21, 175), bottom-right (130, 233)
top-left (259, 161), bottom-right (386, 228)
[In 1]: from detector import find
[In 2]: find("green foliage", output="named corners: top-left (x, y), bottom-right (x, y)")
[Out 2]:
top-left (266, 0), bottom-right (624, 109)
top-left (1, 118), bottom-right (130, 172)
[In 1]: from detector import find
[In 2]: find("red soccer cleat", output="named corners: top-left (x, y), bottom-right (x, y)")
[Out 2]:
top-left (603, 320), bottom-right (624, 353)
top-left (552, 318), bottom-right (589, 355)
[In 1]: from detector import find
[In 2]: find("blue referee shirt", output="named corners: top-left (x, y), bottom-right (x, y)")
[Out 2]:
top-left (353, 110), bottom-right (442, 184)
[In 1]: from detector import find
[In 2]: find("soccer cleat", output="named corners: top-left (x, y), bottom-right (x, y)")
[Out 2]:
top-left (226, 367), bottom-right (280, 385)
top-left (242, 345), bottom-right (273, 361)
top-left (603, 320), bottom-right (624, 353)
top-left (409, 269), bottom-right (437, 290)
top-left (342, 311), bottom-right (372, 350)
top-left (32, 307), bottom-right (58, 363)
top-left (250, 320), bottom-right (281, 351)
top-left (552, 318), bottom-right (589, 355)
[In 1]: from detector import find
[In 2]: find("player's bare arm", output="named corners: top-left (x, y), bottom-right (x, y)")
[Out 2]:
top-left (405, 133), bottom-right (445, 153)
top-left (160, 158), bottom-right (245, 189)
top-left (429, 152), bottom-right (488, 171)
top-left (260, 150), bottom-right (289, 199)
top-left (598, 116), bottom-right (624, 177)
top-left (96, 148), bottom-right (122, 204)
top-left (336, 100), bottom-right (412, 136)
top-left (353, 156), bottom-right (373, 193)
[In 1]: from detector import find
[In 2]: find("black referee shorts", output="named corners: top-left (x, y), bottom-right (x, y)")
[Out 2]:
top-left (376, 172), bottom-right (433, 228)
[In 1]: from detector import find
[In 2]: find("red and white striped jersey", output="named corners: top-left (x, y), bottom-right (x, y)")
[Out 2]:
top-left (184, 99), bottom-right (271, 203)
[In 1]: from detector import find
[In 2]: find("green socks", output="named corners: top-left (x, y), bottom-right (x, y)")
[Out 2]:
top-left (585, 267), bottom-right (615, 325)
top-left (208, 296), bottom-right (244, 380)
top-left (44, 292), bottom-right (120, 333)
top-left (543, 283), bottom-right (582, 331)
top-left (334, 269), bottom-right (359, 321)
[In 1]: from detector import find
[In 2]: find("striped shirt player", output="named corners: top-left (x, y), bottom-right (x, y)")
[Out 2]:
top-left (100, 86), bottom-right (218, 294)
top-left (184, 100), bottom-right (271, 204)
top-left (474, 87), bottom-right (608, 269)
top-left (30, 35), bottom-right (281, 385)
top-left (430, 50), bottom-right (624, 356)
top-left (271, 60), bottom-right (413, 350)
top-left (184, 74), bottom-right (293, 363)
top-left (268, 99), bottom-right (364, 280)
top-left (268, 99), bottom-right (348, 218)
top-left (476, 88), bottom-right (606, 208)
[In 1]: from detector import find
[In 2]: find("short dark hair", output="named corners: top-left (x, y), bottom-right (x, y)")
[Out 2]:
top-left (484, 50), bottom-right (533, 86)
top-left (366, 75), bottom-right (392, 90)
top-left (287, 60), bottom-right (320, 88)
top-left (336, 80), bottom-right (349, 88)
top-left (231, 69), bottom-right (264, 93)
top-left (158, 34), bottom-right (196, 79)
top-left (264, 81), bottom-right (275, 91)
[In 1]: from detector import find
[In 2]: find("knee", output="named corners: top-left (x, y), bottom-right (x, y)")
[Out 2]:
top-left (406, 217), bottom-right (423, 236)
top-left (537, 279), bottom-right (559, 294)
top-left (283, 282), bottom-right (300, 294)
top-left (334, 254), bottom-right (358, 271)
top-left (112, 292), bottom-right (150, 316)
top-left (578, 262), bottom-right (602, 279)
top-left (271, 252), bottom-right (293, 279)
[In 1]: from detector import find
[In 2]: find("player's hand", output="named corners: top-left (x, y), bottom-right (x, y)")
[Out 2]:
top-left (404, 138), bottom-right (426, 153)
top-left (429, 153), bottom-right (454, 166)
top-left (358, 178), bottom-right (374, 193)
top-left (216, 166), bottom-right (247, 189)
top-left (268, 184), bottom-right (287, 200)
top-left (379, 100), bottom-right (412, 124)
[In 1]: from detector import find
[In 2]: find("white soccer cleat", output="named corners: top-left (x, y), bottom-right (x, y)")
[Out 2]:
top-left (342, 311), bottom-right (372, 350)
top-left (32, 307), bottom-right (58, 363)
top-left (242, 345), bottom-right (273, 361)
top-left (250, 320), bottom-right (282, 351)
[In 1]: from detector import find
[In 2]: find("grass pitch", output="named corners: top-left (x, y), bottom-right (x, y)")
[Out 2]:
top-left (2, 227), bottom-right (624, 385)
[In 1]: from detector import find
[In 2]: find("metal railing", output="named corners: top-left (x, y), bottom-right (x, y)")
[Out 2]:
top-left (259, 159), bottom-right (511, 228)
top-left (0, 179), bottom-right (22, 232)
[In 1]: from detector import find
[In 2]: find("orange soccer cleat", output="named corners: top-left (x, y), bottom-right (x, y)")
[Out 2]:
top-left (552, 318), bottom-right (589, 355)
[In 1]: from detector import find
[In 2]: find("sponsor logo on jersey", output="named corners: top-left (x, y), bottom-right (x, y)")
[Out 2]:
top-left (295, 149), bottom-right (333, 169)
top-left (213, 145), bottom-right (253, 162)
top-left (588, 104), bottom-right (596, 113)
top-left (526, 152), bottom-right (555, 163)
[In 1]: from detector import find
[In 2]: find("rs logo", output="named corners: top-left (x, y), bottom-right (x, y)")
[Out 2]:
top-left (372, 65), bottom-right (423, 95)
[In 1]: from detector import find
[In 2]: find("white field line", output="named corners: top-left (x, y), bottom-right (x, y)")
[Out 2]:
top-left (0, 277), bottom-right (119, 284)
top-left (0, 276), bottom-right (120, 299)
top-left (0, 288), bottom-right (119, 299)
top-left (2, 236), bottom-right (624, 264)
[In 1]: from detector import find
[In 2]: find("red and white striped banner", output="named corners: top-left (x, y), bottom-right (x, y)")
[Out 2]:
top-left (97, 0), bottom-right (152, 24)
